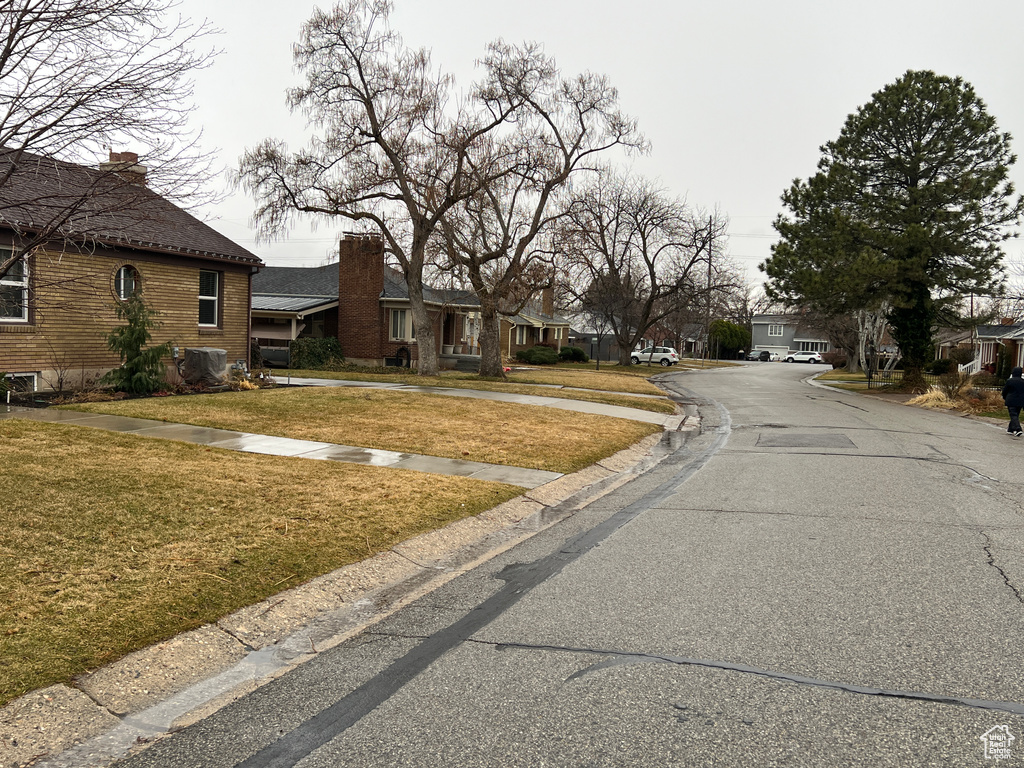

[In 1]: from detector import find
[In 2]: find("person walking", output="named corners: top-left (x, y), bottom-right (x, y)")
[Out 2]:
top-left (1001, 366), bottom-right (1024, 437)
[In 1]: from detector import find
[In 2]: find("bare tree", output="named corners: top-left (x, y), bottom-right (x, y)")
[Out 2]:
top-left (0, 0), bottom-right (218, 278)
top-left (557, 170), bottom-right (729, 366)
top-left (434, 41), bottom-right (645, 377)
top-left (238, 0), bottom-right (536, 376)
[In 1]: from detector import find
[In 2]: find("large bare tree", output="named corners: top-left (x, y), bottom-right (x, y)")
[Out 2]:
top-left (0, 0), bottom-right (217, 279)
top-left (436, 41), bottom-right (645, 377)
top-left (557, 170), bottom-right (730, 366)
top-left (238, 0), bottom-right (538, 376)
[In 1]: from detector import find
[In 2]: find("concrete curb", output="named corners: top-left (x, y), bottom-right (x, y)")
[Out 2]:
top-left (2, 417), bottom-right (701, 768)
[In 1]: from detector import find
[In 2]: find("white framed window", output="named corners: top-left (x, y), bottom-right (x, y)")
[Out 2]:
top-left (799, 341), bottom-right (829, 352)
top-left (516, 325), bottom-right (527, 345)
top-left (3, 372), bottom-right (37, 392)
top-left (0, 250), bottom-right (28, 322)
top-left (767, 324), bottom-right (784, 337)
top-left (114, 264), bottom-right (140, 300)
top-left (199, 270), bottom-right (219, 327)
top-left (390, 309), bottom-right (415, 341)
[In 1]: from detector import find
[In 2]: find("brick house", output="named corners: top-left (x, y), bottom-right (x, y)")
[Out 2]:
top-left (253, 235), bottom-right (479, 368)
top-left (0, 150), bottom-right (262, 392)
top-left (500, 287), bottom-right (571, 359)
top-left (252, 234), bottom-right (571, 367)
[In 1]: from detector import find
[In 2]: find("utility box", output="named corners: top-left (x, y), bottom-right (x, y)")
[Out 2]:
top-left (182, 347), bottom-right (228, 386)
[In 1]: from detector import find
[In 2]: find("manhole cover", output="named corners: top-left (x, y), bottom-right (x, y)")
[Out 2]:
top-left (756, 433), bottom-right (856, 448)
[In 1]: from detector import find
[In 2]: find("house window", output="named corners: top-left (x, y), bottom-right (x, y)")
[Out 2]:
top-left (2, 373), bottom-right (37, 392)
top-left (516, 325), bottom-right (527, 345)
top-left (114, 264), bottom-right (140, 300)
top-left (390, 309), bottom-right (415, 341)
top-left (0, 250), bottom-right (28, 322)
top-left (199, 270), bottom-right (219, 327)
top-left (768, 324), bottom-right (784, 337)
top-left (799, 341), bottom-right (829, 352)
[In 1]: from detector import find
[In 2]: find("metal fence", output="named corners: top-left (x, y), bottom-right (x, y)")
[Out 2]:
top-left (865, 369), bottom-right (942, 389)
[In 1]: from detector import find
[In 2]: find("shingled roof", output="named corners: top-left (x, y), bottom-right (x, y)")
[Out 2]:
top-left (253, 261), bottom-right (479, 307)
top-left (0, 149), bottom-right (261, 265)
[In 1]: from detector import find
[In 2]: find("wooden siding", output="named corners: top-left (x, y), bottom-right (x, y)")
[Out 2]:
top-left (0, 247), bottom-right (252, 389)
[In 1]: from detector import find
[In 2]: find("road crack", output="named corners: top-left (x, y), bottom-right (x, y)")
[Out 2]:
top-left (469, 639), bottom-right (1024, 716)
top-left (981, 532), bottom-right (1024, 605)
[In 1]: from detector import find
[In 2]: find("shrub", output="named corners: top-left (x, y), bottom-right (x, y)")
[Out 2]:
top-left (558, 346), bottom-right (589, 363)
top-left (250, 338), bottom-right (264, 369)
top-left (937, 370), bottom-right (973, 400)
top-left (973, 372), bottom-right (1003, 388)
top-left (926, 358), bottom-right (955, 375)
top-left (821, 351), bottom-right (844, 367)
top-left (948, 346), bottom-right (977, 367)
top-left (515, 345), bottom-right (560, 365)
top-left (101, 295), bottom-right (172, 395)
top-left (289, 337), bottom-right (345, 369)
top-left (997, 345), bottom-right (1012, 380)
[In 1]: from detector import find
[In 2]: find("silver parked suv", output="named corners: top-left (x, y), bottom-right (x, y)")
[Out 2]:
top-left (631, 347), bottom-right (680, 366)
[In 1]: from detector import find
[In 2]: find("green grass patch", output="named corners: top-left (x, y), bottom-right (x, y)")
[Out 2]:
top-left (60, 388), bottom-right (662, 474)
top-left (0, 419), bottom-right (521, 706)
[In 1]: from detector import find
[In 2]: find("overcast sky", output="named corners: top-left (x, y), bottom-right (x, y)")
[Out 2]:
top-left (173, 0), bottom-right (1024, 288)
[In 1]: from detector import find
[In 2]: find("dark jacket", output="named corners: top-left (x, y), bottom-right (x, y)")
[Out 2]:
top-left (1001, 375), bottom-right (1024, 408)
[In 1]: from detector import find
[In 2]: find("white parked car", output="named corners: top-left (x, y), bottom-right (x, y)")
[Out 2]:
top-left (785, 351), bottom-right (826, 364)
top-left (631, 346), bottom-right (679, 366)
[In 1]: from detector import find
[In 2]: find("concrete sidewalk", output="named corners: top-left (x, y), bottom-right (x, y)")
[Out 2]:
top-left (0, 406), bottom-right (562, 489)
top-left (282, 376), bottom-right (679, 426)
top-left (0, 379), bottom-right (681, 490)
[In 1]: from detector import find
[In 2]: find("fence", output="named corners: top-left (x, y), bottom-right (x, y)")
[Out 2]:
top-left (865, 369), bottom-right (941, 389)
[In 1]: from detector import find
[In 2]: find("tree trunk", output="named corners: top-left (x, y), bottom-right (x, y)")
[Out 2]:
top-left (477, 298), bottom-right (505, 378)
top-left (406, 278), bottom-right (438, 376)
top-left (888, 282), bottom-right (934, 393)
top-left (616, 331), bottom-right (635, 367)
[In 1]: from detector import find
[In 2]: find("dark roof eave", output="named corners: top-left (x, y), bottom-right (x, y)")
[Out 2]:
top-left (0, 220), bottom-right (263, 266)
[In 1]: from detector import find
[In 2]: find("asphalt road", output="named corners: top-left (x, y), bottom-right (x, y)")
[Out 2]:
top-left (113, 363), bottom-right (1024, 767)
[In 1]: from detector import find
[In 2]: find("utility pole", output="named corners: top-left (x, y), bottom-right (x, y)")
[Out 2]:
top-left (703, 215), bottom-right (713, 368)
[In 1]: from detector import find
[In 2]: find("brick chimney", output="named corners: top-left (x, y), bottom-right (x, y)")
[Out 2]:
top-left (337, 234), bottom-right (385, 362)
top-left (99, 151), bottom-right (148, 185)
top-left (542, 285), bottom-right (554, 317)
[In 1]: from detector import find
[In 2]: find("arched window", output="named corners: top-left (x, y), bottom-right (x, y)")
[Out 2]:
top-left (114, 264), bottom-right (140, 300)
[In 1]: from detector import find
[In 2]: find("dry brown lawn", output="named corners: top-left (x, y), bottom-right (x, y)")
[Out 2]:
top-left (0, 419), bottom-right (522, 706)
top-left (63, 388), bottom-right (662, 473)
top-left (284, 367), bottom-right (669, 399)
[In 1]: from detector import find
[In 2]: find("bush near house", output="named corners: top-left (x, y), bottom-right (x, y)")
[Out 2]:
top-left (515, 345), bottom-right (560, 365)
top-left (101, 295), bottom-right (173, 396)
top-left (557, 346), bottom-right (589, 363)
top-left (822, 351), bottom-right (847, 369)
top-left (289, 338), bottom-right (345, 369)
top-left (927, 358), bottom-right (955, 375)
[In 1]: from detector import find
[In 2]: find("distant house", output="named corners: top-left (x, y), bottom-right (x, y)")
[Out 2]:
top-left (252, 235), bottom-right (568, 368)
top-left (0, 150), bottom-right (262, 392)
top-left (500, 291), bottom-right (570, 359)
top-left (750, 313), bottom-right (831, 357)
top-left (250, 262), bottom-right (340, 366)
top-left (971, 321), bottom-right (1024, 372)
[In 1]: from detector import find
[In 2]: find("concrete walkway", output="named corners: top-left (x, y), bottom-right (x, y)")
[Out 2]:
top-left (0, 382), bottom-right (681, 489)
top-left (282, 376), bottom-right (680, 426)
top-left (0, 405), bottom-right (563, 489)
